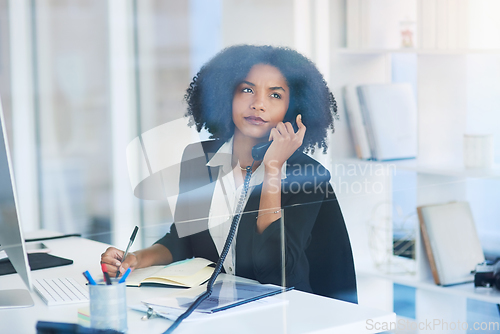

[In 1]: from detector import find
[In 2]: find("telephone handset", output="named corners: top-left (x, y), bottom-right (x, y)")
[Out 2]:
top-left (252, 116), bottom-right (299, 161)
top-left (251, 115), bottom-right (300, 161)
top-left (251, 141), bottom-right (272, 161)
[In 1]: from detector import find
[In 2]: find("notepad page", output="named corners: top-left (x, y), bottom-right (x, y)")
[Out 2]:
top-left (144, 266), bottom-right (214, 287)
top-left (126, 265), bottom-right (166, 286)
top-left (125, 258), bottom-right (214, 287)
top-left (153, 258), bottom-right (213, 277)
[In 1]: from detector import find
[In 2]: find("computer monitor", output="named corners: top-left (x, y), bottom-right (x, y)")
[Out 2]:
top-left (0, 97), bottom-right (34, 308)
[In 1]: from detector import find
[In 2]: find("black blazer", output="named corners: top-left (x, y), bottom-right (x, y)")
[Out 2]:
top-left (155, 140), bottom-right (357, 303)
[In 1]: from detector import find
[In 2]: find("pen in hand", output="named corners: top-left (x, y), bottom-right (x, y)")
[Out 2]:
top-left (116, 226), bottom-right (139, 278)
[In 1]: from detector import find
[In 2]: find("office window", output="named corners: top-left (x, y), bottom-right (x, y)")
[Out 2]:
top-left (133, 0), bottom-right (194, 247)
top-left (32, 1), bottom-right (112, 242)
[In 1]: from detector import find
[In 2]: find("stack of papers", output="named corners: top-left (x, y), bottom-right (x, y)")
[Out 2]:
top-left (132, 280), bottom-right (291, 322)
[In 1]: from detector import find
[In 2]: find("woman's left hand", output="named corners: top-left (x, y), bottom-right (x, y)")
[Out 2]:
top-left (263, 114), bottom-right (306, 171)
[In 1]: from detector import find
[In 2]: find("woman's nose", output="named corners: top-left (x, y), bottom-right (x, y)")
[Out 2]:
top-left (250, 94), bottom-right (265, 111)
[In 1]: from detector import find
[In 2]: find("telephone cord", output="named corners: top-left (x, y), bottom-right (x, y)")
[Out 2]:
top-left (164, 162), bottom-right (254, 334)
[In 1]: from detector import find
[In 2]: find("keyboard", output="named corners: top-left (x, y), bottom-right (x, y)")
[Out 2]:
top-left (33, 277), bottom-right (89, 306)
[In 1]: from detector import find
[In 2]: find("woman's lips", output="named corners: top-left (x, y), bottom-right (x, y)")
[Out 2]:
top-left (244, 116), bottom-right (267, 125)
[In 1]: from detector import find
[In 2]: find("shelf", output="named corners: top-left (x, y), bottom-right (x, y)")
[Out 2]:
top-left (358, 270), bottom-right (500, 305)
top-left (334, 158), bottom-right (500, 179)
top-left (334, 48), bottom-right (500, 55)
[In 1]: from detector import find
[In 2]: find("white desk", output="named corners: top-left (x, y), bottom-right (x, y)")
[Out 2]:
top-left (0, 237), bottom-right (395, 334)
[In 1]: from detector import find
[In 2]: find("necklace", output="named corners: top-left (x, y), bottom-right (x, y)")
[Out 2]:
top-left (234, 159), bottom-right (259, 171)
top-left (233, 160), bottom-right (251, 171)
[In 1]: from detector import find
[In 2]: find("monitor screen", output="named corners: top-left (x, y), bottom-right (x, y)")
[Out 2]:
top-left (0, 97), bottom-right (34, 308)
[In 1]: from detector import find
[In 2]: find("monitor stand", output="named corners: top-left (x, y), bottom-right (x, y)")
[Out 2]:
top-left (0, 289), bottom-right (34, 308)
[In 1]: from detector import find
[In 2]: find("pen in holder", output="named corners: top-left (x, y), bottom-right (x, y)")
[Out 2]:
top-left (89, 280), bottom-right (128, 332)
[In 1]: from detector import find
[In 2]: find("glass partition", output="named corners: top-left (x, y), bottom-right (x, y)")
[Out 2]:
top-left (1, 0), bottom-right (328, 248)
top-left (133, 0), bottom-right (301, 247)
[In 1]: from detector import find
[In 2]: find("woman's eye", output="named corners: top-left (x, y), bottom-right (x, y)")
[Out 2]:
top-left (271, 93), bottom-right (281, 99)
top-left (242, 87), bottom-right (253, 93)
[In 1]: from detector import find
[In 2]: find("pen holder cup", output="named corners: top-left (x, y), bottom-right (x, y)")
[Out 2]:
top-left (89, 280), bottom-right (128, 333)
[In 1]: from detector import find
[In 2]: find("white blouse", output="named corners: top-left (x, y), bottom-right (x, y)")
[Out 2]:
top-left (206, 137), bottom-right (286, 275)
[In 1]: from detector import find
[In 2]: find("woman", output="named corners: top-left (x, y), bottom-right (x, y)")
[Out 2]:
top-left (101, 45), bottom-right (357, 303)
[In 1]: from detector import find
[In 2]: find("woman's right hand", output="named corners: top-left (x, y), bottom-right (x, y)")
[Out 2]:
top-left (100, 247), bottom-right (138, 277)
